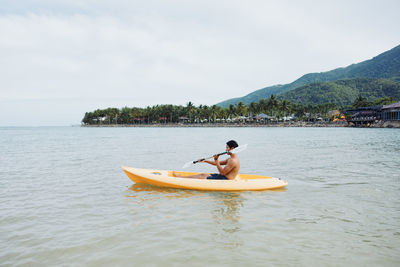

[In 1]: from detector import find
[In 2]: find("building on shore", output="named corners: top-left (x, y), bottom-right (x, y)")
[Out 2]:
top-left (347, 106), bottom-right (382, 125)
top-left (347, 101), bottom-right (400, 125)
top-left (381, 101), bottom-right (400, 121)
top-left (255, 113), bottom-right (274, 121)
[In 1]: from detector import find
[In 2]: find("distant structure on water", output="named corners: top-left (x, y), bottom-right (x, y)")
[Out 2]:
top-left (347, 101), bottom-right (400, 126)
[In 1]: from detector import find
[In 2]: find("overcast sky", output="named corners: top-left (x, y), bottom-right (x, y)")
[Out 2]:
top-left (0, 0), bottom-right (399, 126)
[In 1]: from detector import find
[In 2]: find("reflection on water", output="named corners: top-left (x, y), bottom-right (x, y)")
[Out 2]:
top-left (211, 192), bottom-right (243, 225)
top-left (127, 183), bottom-right (284, 240)
top-left (127, 183), bottom-right (246, 249)
top-left (127, 183), bottom-right (199, 199)
top-left (210, 192), bottom-right (244, 249)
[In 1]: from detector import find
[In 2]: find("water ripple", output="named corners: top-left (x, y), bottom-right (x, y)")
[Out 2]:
top-left (1, 127), bottom-right (399, 266)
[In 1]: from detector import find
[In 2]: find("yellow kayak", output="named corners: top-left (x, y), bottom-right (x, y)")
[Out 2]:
top-left (122, 166), bottom-right (288, 191)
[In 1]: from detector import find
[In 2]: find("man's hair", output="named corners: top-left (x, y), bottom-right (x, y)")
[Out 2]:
top-left (226, 140), bottom-right (238, 149)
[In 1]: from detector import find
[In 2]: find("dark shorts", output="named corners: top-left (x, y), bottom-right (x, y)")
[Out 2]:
top-left (207, 173), bottom-right (228, 180)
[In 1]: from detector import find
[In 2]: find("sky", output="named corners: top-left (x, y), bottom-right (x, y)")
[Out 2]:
top-left (0, 0), bottom-right (399, 126)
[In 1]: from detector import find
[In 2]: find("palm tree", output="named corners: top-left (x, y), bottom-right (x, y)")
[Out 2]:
top-left (249, 102), bottom-right (258, 121)
top-left (210, 105), bottom-right (218, 122)
top-left (201, 105), bottom-right (210, 122)
top-left (236, 102), bottom-right (246, 116)
top-left (267, 94), bottom-right (280, 117)
top-left (258, 99), bottom-right (267, 113)
top-left (281, 100), bottom-right (290, 117)
top-left (186, 101), bottom-right (194, 122)
top-left (120, 107), bottom-right (132, 124)
top-left (217, 108), bottom-right (227, 123)
top-left (145, 106), bottom-right (152, 123)
top-left (228, 104), bottom-right (236, 120)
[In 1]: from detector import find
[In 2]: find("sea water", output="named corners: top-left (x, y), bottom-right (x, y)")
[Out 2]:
top-left (0, 127), bottom-right (399, 266)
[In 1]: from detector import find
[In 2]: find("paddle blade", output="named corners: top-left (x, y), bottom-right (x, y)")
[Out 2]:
top-left (182, 161), bottom-right (193, 169)
top-left (230, 144), bottom-right (248, 154)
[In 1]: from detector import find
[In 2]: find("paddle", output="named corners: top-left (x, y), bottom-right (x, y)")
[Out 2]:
top-left (182, 144), bottom-right (248, 169)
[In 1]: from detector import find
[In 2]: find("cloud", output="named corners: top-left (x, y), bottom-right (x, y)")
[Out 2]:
top-left (0, 0), bottom-right (399, 125)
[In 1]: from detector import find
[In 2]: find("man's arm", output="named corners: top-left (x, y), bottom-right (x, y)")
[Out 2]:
top-left (214, 155), bottom-right (234, 175)
top-left (200, 158), bottom-right (228, 166)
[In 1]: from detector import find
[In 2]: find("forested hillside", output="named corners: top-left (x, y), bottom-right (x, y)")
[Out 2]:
top-left (277, 78), bottom-right (400, 106)
top-left (217, 45), bottom-right (400, 107)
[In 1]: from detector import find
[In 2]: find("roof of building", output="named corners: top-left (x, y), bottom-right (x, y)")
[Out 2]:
top-left (382, 101), bottom-right (400, 110)
top-left (346, 105), bottom-right (383, 113)
top-left (256, 113), bottom-right (273, 119)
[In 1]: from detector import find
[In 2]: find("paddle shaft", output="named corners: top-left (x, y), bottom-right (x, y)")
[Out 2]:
top-left (182, 144), bottom-right (247, 169)
top-left (193, 152), bottom-right (228, 164)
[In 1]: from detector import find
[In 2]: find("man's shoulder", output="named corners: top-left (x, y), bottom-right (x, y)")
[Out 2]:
top-left (230, 157), bottom-right (239, 163)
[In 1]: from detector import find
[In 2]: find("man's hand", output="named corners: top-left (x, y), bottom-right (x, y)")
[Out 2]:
top-left (213, 154), bottom-right (219, 161)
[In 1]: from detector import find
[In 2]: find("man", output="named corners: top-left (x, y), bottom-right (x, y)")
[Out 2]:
top-left (173, 140), bottom-right (240, 180)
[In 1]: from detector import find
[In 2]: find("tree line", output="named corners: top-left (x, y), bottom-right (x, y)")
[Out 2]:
top-left (81, 95), bottom-right (396, 125)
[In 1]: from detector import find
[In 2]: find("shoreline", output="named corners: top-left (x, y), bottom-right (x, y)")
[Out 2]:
top-left (82, 122), bottom-right (347, 128)
top-left (81, 121), bottom-right (400, 128)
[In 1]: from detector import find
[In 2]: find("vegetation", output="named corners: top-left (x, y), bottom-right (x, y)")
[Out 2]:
top-left (217, 44), bottom-right (400, 107)
top-left (277, 78), bottom-right (400, 106)
top-left (82, 95), bottom-right (397, 125)
top-left (352, 95), bottom-right (396, 108)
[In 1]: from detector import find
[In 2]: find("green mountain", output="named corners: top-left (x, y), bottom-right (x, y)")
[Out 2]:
top-left (217, 44), bottom-right (400, 107)
top-left (277, 78), bottom-right (400, 106)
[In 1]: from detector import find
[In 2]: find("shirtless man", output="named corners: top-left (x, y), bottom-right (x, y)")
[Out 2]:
top-left (173, 140), bottom-right (240, 180)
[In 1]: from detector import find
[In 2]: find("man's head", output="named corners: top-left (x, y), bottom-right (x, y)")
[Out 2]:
top-left (226, 140), bottom-right (238, 152)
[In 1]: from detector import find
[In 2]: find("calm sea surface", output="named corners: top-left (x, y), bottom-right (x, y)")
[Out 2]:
top-left (1, 127), bottom-right (399, 266)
